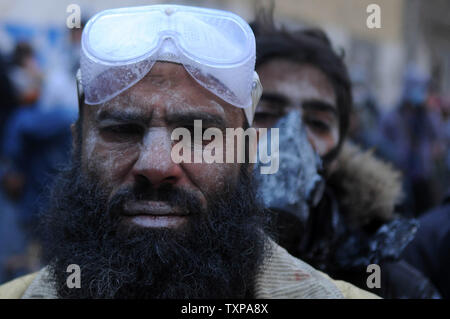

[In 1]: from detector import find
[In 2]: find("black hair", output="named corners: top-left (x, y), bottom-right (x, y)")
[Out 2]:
top-left (250, 7), bottom-right (352, 161)
top-left (12, 42), bottom-right (34, 67)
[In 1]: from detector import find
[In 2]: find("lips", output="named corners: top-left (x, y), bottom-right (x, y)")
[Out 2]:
top-left (121, 200), bottom-right (189, 228)
top-left (122, 200), bottom-right (188, 217)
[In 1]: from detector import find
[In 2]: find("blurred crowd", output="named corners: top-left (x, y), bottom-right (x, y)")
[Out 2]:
top-left (348, 62), bottom-right (450, 299)
top-left (0, 8), bottom-right (448, 298)
top-left (0, 24), bottom-right (80, 283)
top-left (349, 65), bottom-right (449, 218)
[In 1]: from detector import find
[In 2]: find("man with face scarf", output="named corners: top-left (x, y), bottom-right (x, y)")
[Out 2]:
top-left (251, 8), bottom-right (440, 299)
top-left (0, 5), bottom-right (376, 299)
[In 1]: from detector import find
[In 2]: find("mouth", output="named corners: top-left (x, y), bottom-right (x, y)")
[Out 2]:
top-left (122, 200), bottom-right (189, 228)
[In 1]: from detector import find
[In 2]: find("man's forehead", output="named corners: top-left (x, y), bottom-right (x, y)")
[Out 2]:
top-left (89, 62), bottom-right (244, 122)
top-left (96, 87), bottom-right (226, 118)
top-left (259, 59), bottom-right (337, 108)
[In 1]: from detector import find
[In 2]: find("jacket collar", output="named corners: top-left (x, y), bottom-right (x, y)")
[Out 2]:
top-left (326, 142), bottom-right (404, 229)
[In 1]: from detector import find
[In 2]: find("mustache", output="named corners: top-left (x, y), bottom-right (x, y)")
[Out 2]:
top-left (106, 183), bottom-right (205, 219)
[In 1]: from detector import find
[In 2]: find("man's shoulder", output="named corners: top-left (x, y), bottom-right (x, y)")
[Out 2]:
top-left (0, 272), bottom-right (39, 299)
top-left (256, 240), bottom-right (380, 299)
top-left (320, 273), bottom-right (381, 299)
top-left (0, 245), bottom-right (380, 299)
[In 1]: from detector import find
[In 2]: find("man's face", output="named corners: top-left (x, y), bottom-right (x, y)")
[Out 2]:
top-left (43, 62), bottom-right (268, 299)
top-left (79, 62), bottom-right (245, 230)
top-left (254, 58), bottom-right (339, 159)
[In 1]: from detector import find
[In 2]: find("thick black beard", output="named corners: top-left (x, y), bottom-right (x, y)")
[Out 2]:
top-left (39, 160), bottom-right (272, 299)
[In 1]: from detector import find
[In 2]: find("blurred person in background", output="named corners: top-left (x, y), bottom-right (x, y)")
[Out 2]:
top-left (0, 53), bottom-right (18, 151)
top-left (444, 99), bottom-right (450, 186)
top-left (399, 94), bottom-right (450, 299)
top-left (379, 67), bottom-right (445, 217)
top-left (8, 42), bottom-right (42, 107)
top-left (2, 42), bottom-right (43, 208)
top-left (0, 44), bottom-right (27, 284)
top-left (401, 188), bottom-right (450, 298)
top-left (1, 39), bottom-right (77, 282)
top-left (251, 9), bottom-right (440, 298)
top-left (348, 69), bottom-right (381, 152)
top-left (39, 19), bottom-right (86, 113)
top-left (425, 93), bottom-right (450, 206)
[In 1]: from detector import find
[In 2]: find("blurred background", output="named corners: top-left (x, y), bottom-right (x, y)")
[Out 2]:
top-left (0, 0), bottom-right (448, 285)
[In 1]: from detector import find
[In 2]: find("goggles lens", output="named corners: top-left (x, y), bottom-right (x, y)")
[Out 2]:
top-left (81, 4), bottom-right (257, 118)
top-left (85, 7), bottom-right (251, 64)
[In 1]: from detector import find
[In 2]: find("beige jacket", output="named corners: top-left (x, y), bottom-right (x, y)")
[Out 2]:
top-left (0, 241), bottom-right (379, 299)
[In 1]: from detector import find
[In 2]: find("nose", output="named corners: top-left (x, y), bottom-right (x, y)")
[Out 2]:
top-left (132, 128), bottom-right (183, 188)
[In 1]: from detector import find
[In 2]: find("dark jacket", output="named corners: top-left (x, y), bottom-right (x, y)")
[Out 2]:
top-left (401, 193), bottom-right (450, 298)
top-left (2, 106), bottom-right (76, 227)
top-left (276, 142), bottom-right (441, 299)
top-left (0, 55), bottom-right (17, 154)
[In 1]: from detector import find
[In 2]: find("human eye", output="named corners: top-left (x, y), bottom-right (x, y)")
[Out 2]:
top-left (100, 124), bottom-right (144, 142)
top-left (303, 115), bottom-right (331, 134)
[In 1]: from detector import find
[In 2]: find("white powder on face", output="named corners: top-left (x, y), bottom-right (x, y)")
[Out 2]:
top-left (138, 128), bottom-right (173, 172)
top-left (275, 80), bottom-right (325, 105)
top-left (202, 100), bottom-right (225, 117)
top-left (164, 90), bottom-right (226, 117)
top-left (84, 128), bottom-right (97, 162)
top-left (84, 66), bottom-right (240, 196)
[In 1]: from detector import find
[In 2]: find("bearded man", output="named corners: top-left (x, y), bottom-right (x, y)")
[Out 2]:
top-left (0, 4), bottom-right (376, 299)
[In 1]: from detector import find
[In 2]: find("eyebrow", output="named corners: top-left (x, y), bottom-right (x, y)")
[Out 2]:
top-left (166, 111), bottom-right (227, 129)
top-left (95, 108), bottom-right (227, 129)
top-left (302, 100), bottom-right (338, 117)
top-left (95, 109), bottom-right (152, 125)
top-left (260, 92), bottom-right (290, 107)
